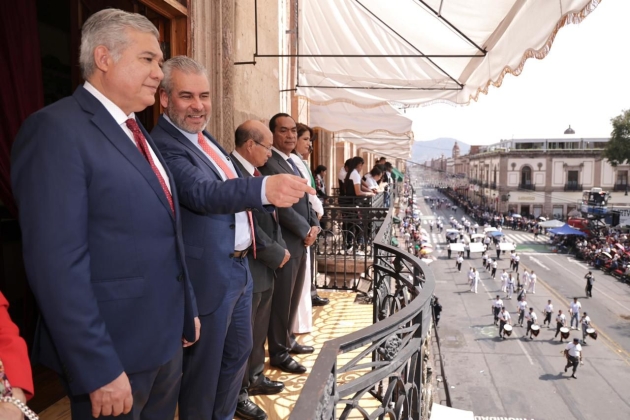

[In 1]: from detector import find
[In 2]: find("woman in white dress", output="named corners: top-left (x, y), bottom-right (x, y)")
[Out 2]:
top-left (291, 123), bottom-right (324, 334)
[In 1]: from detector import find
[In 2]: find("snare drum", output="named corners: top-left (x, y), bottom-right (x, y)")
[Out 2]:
top-left (503, 324), bottom-right (513, 337)
top-left (560, 327), bottom-right (570, 340)
top-left (530, 324), bottom-right (540, 337)
top-left (586, 328), bottom-right (598, 340)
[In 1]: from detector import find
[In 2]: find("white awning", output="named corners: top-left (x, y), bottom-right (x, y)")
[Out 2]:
top-left (309, 102), bottom-right (412, 136)
top-left (297, 0), bottom-right (601, 107)
top-left (334, 132), bottom-right (413, 159)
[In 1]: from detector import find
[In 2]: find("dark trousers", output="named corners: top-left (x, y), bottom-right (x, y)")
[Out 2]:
top-left (544, 312), bottom-right (552, 326)
top-left (518, 310), bottom-right (525, 326)
top-left (456, 262), bottom-right (462, 272)
top-left (499, 321), bottom-right (506, 337)
top-left (268, 251), bottom-right (307, 365)
top-left (565, 355), bottom-right (579, 374)
top-left (526, 320), bottom-right (533, 336)
top-left (179, 258), bottom-right (253, 420)
top-left (586, 283), bottom-right (593, 297)
top-left (239, 286), bottom-right (273, 402)
top-left (63, 347), bottom-right (183, 420)
top-left (491, 268), bottom-right (497, 278)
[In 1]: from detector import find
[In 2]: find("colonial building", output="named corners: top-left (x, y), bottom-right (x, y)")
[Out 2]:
top-left (463, 136), bottom-right (630, 218)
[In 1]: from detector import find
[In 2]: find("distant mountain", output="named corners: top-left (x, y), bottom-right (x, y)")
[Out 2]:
top-left (412, 138), bottom-right (471, 163)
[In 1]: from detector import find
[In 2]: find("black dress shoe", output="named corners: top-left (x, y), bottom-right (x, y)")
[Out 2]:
top-left (271, 357), bottom-right (307, 374)
top-left (312, 295), bottom-right (330, 306)
top-left (235, 399), bottom-right (267, 420)
top-left (248, 376), bottom-right (284, 396)
top-left (290, 344), bottom-right (314, 354)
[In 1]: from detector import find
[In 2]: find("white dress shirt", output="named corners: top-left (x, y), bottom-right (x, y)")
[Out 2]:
top-left (164, 115), bottom-right (256, 250)
top-left (83, 82), bottom-right (170, 193)
top-left (566, 342), bottom-right (582, 357)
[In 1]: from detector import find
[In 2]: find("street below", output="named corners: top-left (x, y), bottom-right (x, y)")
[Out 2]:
top-left (417, 188), bottom-right (630, 420)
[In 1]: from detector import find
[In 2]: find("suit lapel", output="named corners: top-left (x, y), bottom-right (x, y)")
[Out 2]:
top-left (231, 154), bottom-right (251, 179)
top-left (75, 88), bottom-right (174, 220)
top-left (271, 150), bottom-right (293, 175)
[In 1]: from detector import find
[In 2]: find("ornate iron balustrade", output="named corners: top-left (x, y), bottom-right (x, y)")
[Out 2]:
top-left (518, 183), bottom-right (536, 191)
top-left (315, 205), bottom-right (389, 290)
top-left (293, 205), bottom-right (436, 419)
top-left (564, 183), bottom-right (582, 191)
top-left (323, 192), bottom-right (386, 208)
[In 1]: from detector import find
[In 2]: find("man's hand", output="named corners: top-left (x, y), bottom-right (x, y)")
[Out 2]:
top-left (89, 372), bottom-right (133, 418)
top-left (304, 226), bottom-right (320, 247)
top-left (183, 316), bottom-right (201, 348)
top-left (265, 175), bottom-right (316, 207)
top-left (279, 249), bottom-right (291, 268)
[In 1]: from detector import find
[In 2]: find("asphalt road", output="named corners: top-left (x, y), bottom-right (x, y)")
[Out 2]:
top-left (414, 187), bottom-right (630, 420)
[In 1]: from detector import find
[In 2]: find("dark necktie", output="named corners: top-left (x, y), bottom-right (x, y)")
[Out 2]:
top-left (253, 168), bottom-right (261, 177)
top-left (286, 157), bottom-right (302, 177)
top-left (125, 119), bottom-right (174, 214)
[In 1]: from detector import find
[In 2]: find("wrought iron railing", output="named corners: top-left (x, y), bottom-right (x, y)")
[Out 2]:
top-left (518, 183), bottom-right (536, 191)
top-left (564, 183), bottom-right (582, 191)
top-left (293, 200), bottom-right (436, 419)
top-left (315, 205), bottom-right (389, 290)
top-left (323, 192), bottom-right (386, 208)
top-left (613, 183), bottom-right (628, 192)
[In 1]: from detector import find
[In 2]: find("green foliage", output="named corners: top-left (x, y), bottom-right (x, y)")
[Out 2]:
top-left (603, 109), bottom-right (630, 166)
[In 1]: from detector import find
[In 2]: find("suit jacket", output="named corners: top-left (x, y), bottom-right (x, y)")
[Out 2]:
top-left (151, 115), bottom-right (274, 314)
top-left (232, 155), bottom-right (287, 293)
top-left (259, 150), bottom-right (319, 258)
top-left (11, 86), bottom-right (198, 395)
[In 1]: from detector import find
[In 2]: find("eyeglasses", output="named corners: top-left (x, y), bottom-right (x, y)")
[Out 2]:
top-left (252, 140), bottom-right (273, 151)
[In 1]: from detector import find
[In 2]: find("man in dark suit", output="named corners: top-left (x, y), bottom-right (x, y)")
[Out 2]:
top-left (151, 57), bottom-right (313, 420)
top-left (11, 9), bottom-right (199, 419)
top-left (260, 114), bottom-right (321, 374)
top-left (232, 120), bottom-right (289, 420)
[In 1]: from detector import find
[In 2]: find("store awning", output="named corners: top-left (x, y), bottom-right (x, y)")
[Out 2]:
top-left (297, 0), bottom-right (601, 107)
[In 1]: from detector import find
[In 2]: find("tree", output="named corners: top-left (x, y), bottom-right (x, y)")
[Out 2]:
top-left (603, 109), bottom-right (630, 166)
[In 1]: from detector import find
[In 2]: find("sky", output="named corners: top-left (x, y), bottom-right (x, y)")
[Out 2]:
top-left (407, 0), bottom-right (630, 146)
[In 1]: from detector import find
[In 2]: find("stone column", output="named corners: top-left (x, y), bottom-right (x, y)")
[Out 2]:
top-left (190, 0), bottom-right (235, 150)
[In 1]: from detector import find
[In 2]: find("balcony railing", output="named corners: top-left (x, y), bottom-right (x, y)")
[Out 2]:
top-left (518, 183), bottom-right (535, 191)
top-left (293, 190), bottom-right (436, 420)
top-left (564, 183), bottom-right (582, 191)
top-left (323, 191), bottom-right (386, 208)
top-left (613, 183), bottom-right (628, 192)
top-left (490, 182), bottom-right (497, 189)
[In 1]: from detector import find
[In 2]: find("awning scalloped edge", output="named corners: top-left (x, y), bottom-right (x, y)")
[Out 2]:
top-left (313, 126), bottom-right (413, 138)
top-left (466, 0), bottom-right (603, 104)
top-left (295, 94), bottom-right (393, 109)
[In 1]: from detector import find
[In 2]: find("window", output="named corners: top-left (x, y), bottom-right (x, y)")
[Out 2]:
top-left (553, 205), bottom-right (564, 219)
top-left (615, 170), bottom-right (628, 191)
top-left (566, 170), bottom-right (579, 190)
top-left (533, 205), bottom-right (543, 218)
top-left (521, 166), bottom-right (532, 185)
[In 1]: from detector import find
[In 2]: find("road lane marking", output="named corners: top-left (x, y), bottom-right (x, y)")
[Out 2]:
top-left (541, 255), bottom-right (630, 312)
top-left (528, 256), bottom-right (550, 270)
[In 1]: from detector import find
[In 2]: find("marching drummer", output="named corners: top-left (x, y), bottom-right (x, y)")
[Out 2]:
top-left (554, 309), bottom-right (567, 342)
top-left (543, 299), bottom-right (553, 328)
top-left (498, 307), bottom-right (512, 340)
top-left (580, 312), bottom-right (591, 344)
top-left (526, 307), bottom-right (538, 340)
top-left (492, 295), bottom-right (504, 326)
top-left (564, 338), bottom-right (583, 379)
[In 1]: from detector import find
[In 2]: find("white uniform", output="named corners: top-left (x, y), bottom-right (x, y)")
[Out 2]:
top-left (528, 273), bottom-right (537, 293)
top-left (506, 276), bottom-right (515, 298)
top-left (566, 342), bottom-right (582, 358)
top-left (522, 271), bottom-right (531, 289)
top-left (500, 272), bottom-right (508, 292)
top-left (471, 271), bottom-right (479, 293)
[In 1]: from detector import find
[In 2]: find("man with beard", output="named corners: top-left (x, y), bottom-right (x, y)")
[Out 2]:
top-left (151, 56), bottom-right (314, 420)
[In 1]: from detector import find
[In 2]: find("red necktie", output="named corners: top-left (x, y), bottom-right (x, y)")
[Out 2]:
top-left (197, 132), bottom-right (256, 258)
top-left (253, 168), bottom-right (261, 177)
top-left (125, 119), bottom-right (174, 214)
